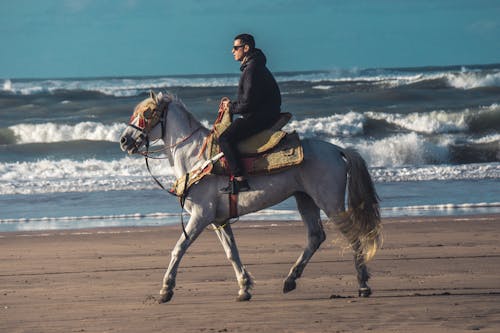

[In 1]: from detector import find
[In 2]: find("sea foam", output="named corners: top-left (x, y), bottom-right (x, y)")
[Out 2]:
top-left (365, 110), bottom-right (470, 134)
top-left (355, 133), bottom-right (449, 166)
top-left (285, 112), bottom-right (365, 137)
top-left (0, 157), bottom-right (175, 195)
top-left (9, 122), bottom-right (127, 144)
top-left (370, 163), bottom-right (500, 182)
top-left (446, 71), bottom-right (500, 89)
top-left (2, 79), bottom-right (12, 91)
top-left (1, 156), bottom-right (498, 195)
top-left (3, 66), bottom-right (499, 98)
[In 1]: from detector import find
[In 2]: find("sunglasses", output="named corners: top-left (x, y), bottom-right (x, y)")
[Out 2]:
top-left (232, 44), bottom-right (245, 51)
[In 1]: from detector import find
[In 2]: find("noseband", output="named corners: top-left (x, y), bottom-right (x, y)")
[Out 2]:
top-left (127, 97), bottom-right (195, 240)
top-left (127, 98), bottom-right (169, 152)
top-left (128, 98), bottom-right (204, 155)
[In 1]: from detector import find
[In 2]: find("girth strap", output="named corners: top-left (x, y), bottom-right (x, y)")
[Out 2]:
top-left (229, 193), bottom-right (238, 219)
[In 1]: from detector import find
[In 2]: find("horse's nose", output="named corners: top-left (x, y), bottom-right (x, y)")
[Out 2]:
top-left (119, 136), bottom-right (130, 152)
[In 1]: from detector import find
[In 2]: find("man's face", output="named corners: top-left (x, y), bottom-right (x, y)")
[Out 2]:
top-left (232, 39), bottom-right (248, 62)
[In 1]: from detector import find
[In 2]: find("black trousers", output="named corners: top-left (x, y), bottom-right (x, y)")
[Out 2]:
top-left (218, 115), bottom-right (277, 177)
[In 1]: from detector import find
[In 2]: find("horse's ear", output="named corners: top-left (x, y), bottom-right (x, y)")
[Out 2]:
top-left (149, 90), bottom-right (157, 102)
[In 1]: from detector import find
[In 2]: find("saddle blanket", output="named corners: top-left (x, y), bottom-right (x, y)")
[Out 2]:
top-left (170, 132), bottom-right (303, 197)
top-left (213, 131), bottom-right (303, 175)
top-left (169, 105), bottom-right (303, 198)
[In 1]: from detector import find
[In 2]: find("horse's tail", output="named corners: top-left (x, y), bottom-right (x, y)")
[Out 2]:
top-left (339, 147), bottom-right (382, 262)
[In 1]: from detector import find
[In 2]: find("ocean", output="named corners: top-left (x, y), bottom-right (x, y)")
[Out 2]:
top-left (1, 64), bottom-right (499, 232)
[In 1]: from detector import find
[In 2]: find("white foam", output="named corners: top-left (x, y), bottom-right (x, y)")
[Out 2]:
top-left (0, 211), bottom-right (180, 224)
top-left (9, 122), bottom-right (127, 143)
top-left (385, 202), bottom-right (500, 212)
top-left (285, 112), bottom-right (365, 137)
top-left (0, 157), bottom-right (175, 195)
top-left (0, 209), bottom-right (301, 228)
top-left (355, 133), bottom-right (449, 167)
top-left (470, 133), bottom-right (500, 144)
top-left (277, 70), bottom-right (429, 88)
top-left (304, 69), bottom-right (500, 91)
top-left (366, 110), bottom-right (470, 134)
top-left (282, 105), bottom-right (495, 145)
top-left (3, 67), bottom-right (500, 97)
top-left (2, 79), bottom-right (12, 92)
top-left (446, 71), bottom-right (500, 89)
top-left (370, 162), bottom-right (500, 182)
top-left (5, 77), bottom-right (240, 97)
top-left (1, 156), bottom-right (498, 196)
top-left (9, 103), bottom-right (495, 145)
top-left (312, 85), bottom-right (333, 90)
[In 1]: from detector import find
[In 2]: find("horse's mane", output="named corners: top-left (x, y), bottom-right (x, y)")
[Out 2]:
top-left (160, 92), bottom-right (207, 131)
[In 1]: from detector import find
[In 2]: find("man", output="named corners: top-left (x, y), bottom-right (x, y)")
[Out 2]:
top-left (219, 33), bottom-right (282, 194)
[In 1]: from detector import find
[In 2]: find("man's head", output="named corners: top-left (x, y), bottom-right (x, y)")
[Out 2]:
top-left (232, 33), bottom-right (255, 62)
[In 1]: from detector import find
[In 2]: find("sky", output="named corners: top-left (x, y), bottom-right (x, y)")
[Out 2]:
top-left (1, 0), bottom-right (499, 78)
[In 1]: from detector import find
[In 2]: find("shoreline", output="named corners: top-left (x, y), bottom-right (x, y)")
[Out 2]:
top-left (1, 214), bottom-right (499, 332)
top-left (0, 213), bottom-right (500, 235)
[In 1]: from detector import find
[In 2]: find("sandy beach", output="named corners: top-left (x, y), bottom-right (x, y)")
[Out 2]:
top-left (1, 214), bottom-right (499, 333)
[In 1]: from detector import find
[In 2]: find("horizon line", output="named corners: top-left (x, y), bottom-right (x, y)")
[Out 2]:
top-left (2, 62), bottom-right (500, 81)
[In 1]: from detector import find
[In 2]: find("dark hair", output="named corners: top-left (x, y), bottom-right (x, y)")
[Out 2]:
top-left (234, 33), bottom-right (255, 50)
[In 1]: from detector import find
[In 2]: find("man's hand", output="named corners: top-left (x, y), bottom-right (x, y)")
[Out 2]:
top-left (220, 97), bottom-right (231, 112)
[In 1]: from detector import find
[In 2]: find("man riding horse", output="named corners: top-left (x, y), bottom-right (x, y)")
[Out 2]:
top-left (119, 34), bottom-right (381, 303)
top-left (219, 33), bottom-right (282, 194)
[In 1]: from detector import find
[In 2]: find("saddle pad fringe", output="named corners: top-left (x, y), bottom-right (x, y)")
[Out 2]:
top-left (213, 132), bottom-right (304, 175)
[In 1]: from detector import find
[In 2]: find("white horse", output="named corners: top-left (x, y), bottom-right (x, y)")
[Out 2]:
top-left (119, 92), bottom-right (382, 303)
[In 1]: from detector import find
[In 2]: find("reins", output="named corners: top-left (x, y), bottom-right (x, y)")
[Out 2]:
top-left (144, 138), bottom-right (190, 240)
top-left (131, 99), bottom-right (203, 241)
top-left (129, 96), bottom-right (238, 239)
top-left (138, 124), bottom-right (203, 156)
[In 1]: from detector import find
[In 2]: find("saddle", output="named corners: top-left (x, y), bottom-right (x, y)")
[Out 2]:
top-left (170, 103), bottom-right (303, 197)
top-left (199, 103), bottom-right (303, 174)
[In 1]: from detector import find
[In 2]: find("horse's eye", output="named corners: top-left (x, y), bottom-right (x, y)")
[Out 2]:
top-left (143, 109), bottom-right (153, 119)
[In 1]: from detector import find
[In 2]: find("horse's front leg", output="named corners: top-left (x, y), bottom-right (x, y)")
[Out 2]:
top-left (159, 213), bottom-right (209, 303)
top-left (213, 222), bottom-right (254, 301)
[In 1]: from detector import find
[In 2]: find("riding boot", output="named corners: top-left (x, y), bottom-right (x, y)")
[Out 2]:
top-left (220, 178), bottom-right (250, 194)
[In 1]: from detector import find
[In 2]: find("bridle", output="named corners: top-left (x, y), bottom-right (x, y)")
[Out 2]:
top-left (127, 98), bottom-right (203, 156)
top-left (126, 96), bottom-right (203, 240)
top-left (127, 98), bottom-right (168, 155)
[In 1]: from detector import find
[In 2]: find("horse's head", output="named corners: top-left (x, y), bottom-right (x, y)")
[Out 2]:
top-left (120, 91), bottom-right (168, 154)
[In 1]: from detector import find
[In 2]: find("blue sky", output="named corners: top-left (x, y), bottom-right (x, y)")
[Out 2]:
top-left (1, 0), bottom-right (499, 78)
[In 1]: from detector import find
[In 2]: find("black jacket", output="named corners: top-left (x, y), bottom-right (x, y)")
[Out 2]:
top-left (230, 49), bottom-right (281, 121)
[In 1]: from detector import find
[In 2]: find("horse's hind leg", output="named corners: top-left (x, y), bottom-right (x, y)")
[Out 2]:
top-left (214, 222), bottom-right (254, 301)
top-left (333, 213), bottom-right (372, 297)
top-left (353, 240), bottom-right (372, 297)
top-left (284, 192), bottom-right (326, 293)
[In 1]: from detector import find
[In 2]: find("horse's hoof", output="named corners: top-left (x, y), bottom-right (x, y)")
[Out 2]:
top-left (236, 291), bottom-right (252, 302)
top-left (283, 279), bottom-right (296, 293)
top-left (358, 287), bottom-right (372, 297)
top-left (158, 290), bottom-right (174, 304)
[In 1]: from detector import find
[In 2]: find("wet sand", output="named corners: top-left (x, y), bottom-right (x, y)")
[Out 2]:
top-left (1, 214), bottom-right (499, 332)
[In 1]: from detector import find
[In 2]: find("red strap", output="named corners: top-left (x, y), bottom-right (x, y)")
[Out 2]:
top-left (229, 193), bottom-right (238, 218)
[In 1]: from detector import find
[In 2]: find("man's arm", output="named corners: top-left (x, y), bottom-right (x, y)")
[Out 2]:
top-left (230, 67), bottom-right (261, 115)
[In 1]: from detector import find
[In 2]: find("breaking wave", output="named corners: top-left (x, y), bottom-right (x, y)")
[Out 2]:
top-left (0, 157), bottom-right (174, 195)
top-left (3, 103), bottom-right (496, 145)
top-left (0, 156), bottom-right (498, 195)
top-left (446, 70), bottom-right (500, 89)
top-left (6, 122), bottom-right (127, 144)
top-left (2, 64), bottom-right (499, 98)
top-left (2, 104), bottom-right (498, 167)
top-left (285, 112), bottom-right (365, 137)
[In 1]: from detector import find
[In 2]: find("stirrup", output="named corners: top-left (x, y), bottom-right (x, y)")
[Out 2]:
top-left (219, 179), bottom-right (250, 194)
